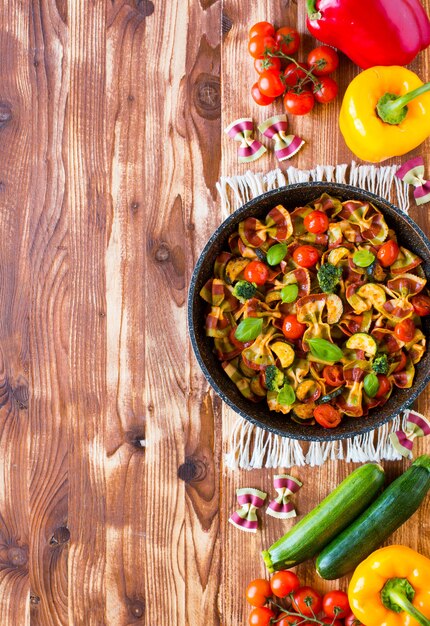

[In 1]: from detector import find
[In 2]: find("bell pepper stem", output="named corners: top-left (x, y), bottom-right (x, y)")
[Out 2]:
top-left (388, 591), bottom-right (430, 626)
top-left (381, 578), bottom-right (430, 626)
top-left (377, 82), bottom-right (430, 125)
top-left (306, 0), bottom-right (322, 20)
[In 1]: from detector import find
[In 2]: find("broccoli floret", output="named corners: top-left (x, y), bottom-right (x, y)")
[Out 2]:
top-left (317, 263), bottom-right (342, 293)
top-left (233, 280), bottom-right (257, 302)
top-left (265, 365), bottom-right (285, 392)
top-left (372, 353), bottom-right (389, 374)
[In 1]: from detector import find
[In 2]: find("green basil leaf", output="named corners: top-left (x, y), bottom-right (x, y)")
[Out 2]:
top-left (234, 318), bottom-right (263, 342)
top-left (267, 243), bottom-right (287, 266)
top-left (280, 283), bottom-right (299, 303)
top-left (277, 384), bottom-right (296, 406)
top-left (364, 372), bottom-right (379, 398)
top-left (308, 338), bottom-right (344, 363)
top-left (353, 249), bottom-right (375, 268)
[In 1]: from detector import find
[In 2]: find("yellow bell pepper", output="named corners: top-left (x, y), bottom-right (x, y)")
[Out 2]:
top-left (339, 66), bottom-right (430, 163)
top-left (348, 545), bottom-right (430, 626)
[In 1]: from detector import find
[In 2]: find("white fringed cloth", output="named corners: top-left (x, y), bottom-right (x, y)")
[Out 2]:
top-left (216, 162), bottom-right (413, 470)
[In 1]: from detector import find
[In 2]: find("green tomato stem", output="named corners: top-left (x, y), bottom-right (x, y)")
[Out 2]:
top-left (377, 82), bottom-right (430, 125)
top-left (271, 602), bottom-right (328, 625)
top-left (306, 0), bottom-right (322, 20)
top-left (267, 50), bottom-right (320, 88)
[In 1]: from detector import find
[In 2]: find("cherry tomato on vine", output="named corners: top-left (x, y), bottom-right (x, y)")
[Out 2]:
top-left (394, 318), bottom-right (416, 343)
top-left (254, 56), bottom-right (282, 75)
top-left (394, 350), bottom-right (407, 373)
top-left (283, 62), bottom-right (309, 87)
top-left (258, 70), bottom-right (285, 98)
top-left (245, 579), bottom-right (272, 607)
top-left (251, 82), bottom-right (275, 106)
top-left (412, 294), bottom-right (430, 316)
top-left (248, 35), bottom-right (278, 59)
top-left (377, 240), bottom-right (399, 267)
top-left (275, 26), bottom-right (300, 55)
top-left (282, 315), bottom-right (306, 340)
top-left (270, 571), bottom-right (301, 598)
top-left (313, 76), bottom-right (338, 103)
top-left (278, 616), bottom-right (312, 626)
top-left (322, 365), bottom-right (344, 387)
top-left (345, 612), bottom-right (364, 626)
top-left (248, 606), bottom-right (277, 626)
top-left (304, 210), bottom-right (329, 234)
top-left (292, 245), bottom-right (319, 268)
top-left (321, 619), bottom-right (343, 626)
top-left (292, 587), bottom-right (322, 617)
top-left (284, 90), bottom-right (315, 116)
top-left (313, 405), bottom-right (342, 429)
top-left (322, 590), bottom-right (350, 618)
top-left (244, 260), bottom-right (269, 285)
top-left (307, 46), bottom-right (339, 76)
top-left (374, 374), bottom-right (391, 398)
top-left (249, 22), bottom-right (275, 40)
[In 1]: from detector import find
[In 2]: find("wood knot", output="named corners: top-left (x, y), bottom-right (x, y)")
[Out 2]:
top-left (30, 594), bottom-right (40, 605)
top-left (136, 0), bottom-right (154, 17)
top-left (49, 526), bottom-right (70, 546)
top-left (12, 377), bottom-right (29, 410)
top-left (193, 74), bottom-right (221, 121)
top-left (177, 456), bottom-right (208, 484)
top-left (130, 201), bottom-right (140, 213)
top-left (125, 429), bottom-right (146, 449)
top-left (128, 94), bottom-right (135, 102)
top-left (128, 598), bottom-right (145, 619)
top-left (154, 242), bottom-right (170, 263)
top-left (8, 546), bottom-right (28, 567)
top-left (222, 13), bottom-right (233, 35)
top-left (0, 103), bottom-right (12, 129)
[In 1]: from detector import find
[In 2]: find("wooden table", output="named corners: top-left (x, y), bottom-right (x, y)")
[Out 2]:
top-left (1, 1), bottom-right (430, 624)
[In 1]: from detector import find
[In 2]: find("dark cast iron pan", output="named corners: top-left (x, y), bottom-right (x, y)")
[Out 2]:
top-left (188, 182), bottom-right (430, 441)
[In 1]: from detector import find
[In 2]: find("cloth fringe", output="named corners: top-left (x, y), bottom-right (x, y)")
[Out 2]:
top-left (219, 162), bottom-right (412, 470)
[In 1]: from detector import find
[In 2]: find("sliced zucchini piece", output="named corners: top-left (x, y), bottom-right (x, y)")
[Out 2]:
top-left (271, 341), bottom-right (295, 369)
top-left (346, 333), bottom-right (377, 356)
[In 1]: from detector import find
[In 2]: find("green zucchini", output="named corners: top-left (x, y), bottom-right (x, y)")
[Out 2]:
top-left (262, 463), bottom-right (385, 573)
top-left (316, 455), bottom-right (430, 580)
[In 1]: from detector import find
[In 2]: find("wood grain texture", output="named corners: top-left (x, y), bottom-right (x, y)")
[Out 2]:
top-left (0, 0), bottom-right (429, 624)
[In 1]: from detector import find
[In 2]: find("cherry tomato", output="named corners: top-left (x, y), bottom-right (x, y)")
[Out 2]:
top-left (244, 260), bottom-right (269, 285)
top-left (304, 210), bottom-right (329, 234)
top-left (292, 245), bottom-right (319, 268)
top-left (249, 606), bottom-right (277, 626)
top-left (283, 62), bottom-right (309, 87)
top-left (278, 616), bottom-right (312, 626)
top-left (345, 612), bottom-right (364, 626)
top-left (394, 350), bottom-right (407, 373)
top-left (322, 590), bottom-right (350, 618)
top-left (292, 587), bottom-right (322, 617)
top-left (313, 404), bottom-right (342, 428)
top-left (377, 240), bottom-right (399, 267)
top-left (246, 579), bottom-right (272, 607)
top-left (275, 26), bottom-right (300, 55)
top-left (282, 315), bottom-right (306, 340)
top-left (284, 89), bottom-right (315, 115)
top-left (412, 294), bottom-right (430, 316)
top-left (322, 365), bottom-right (344, 387)
top-left (307, 46), bottom-right (339, 76)
top-left (375, 374), bottom-right (391, 398)
top-left (259, 70), bottom-right (285, 98)
top-left (394, 318), bottom-right (416, 343)
top-left (249, 22), bottom-right (275, 39)
top-left (251, 82), bottom-right (275, 106)
top-left (254, 56), bottom-right (282, 75)
top-left (321, 620), bottom-right (343, 626)
top-left (313, 76), bottom-right (338, 103)
top-left (270, 571), bottom-right (301, 598)
top-left (248, 35), bottom-right (278, 59)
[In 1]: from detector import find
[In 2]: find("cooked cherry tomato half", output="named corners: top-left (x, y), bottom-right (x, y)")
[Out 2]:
top-left (411, 293), bottom-right (430, 316)
top-left (283, 62), bottom-right (309, 87)
top-left (377, 240), bottom-right (399, 267)
top-left (270, 571), bottom-right (300, 598)
top-left (249, 22), bottom-right (275, 39)
top-left (394, 350), bottom-right (407, 373)
top-left (292, 587), bottom-right (322, 617)
top-left (322, 364), bottom-right (344, 386)
top-left (254, 56), bottom-right (282, 75)
top-left (374, 374), bottom-right (391, 398)
top-left (284, 89), bottom-right (315, 116)
top-left (251, 82), bottom-right (276, 106)
top-left (248, 35), bottom-right (278, 59)
top-left (304, 210), bottom-right (329, 234)
top-left (258, 70), bottom-right (285, 98)
top-left (313, 76), bottom-right (338, 103)
top-left (279, 616), bottom-right (312, 626)
top-left (307, 46), bottom-right (339, 76)
top-left (394, 318), bottom-right (416, 343)
top-left (248, 606), bottom-right (277, 626)
top-left (244, 260), bottom-right (269, 285)
top-left (345, 612), bottom-right (364, 626)
top-left (322, 590), bottom-right (350, 618)
top-left (275, 26), bottom-right (300, 55)
top-left (282, 314), bottom-right (306, 340)
top-left (246, 579), bottom-right (272, 607)
top-left (313, 404), bottom-right (342, 428)
top-left (292, 245), bottom-right (319, 268)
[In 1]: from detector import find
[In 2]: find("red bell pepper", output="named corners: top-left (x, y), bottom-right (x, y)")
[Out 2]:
top-left (306, 0), bottom-right (430, 69)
